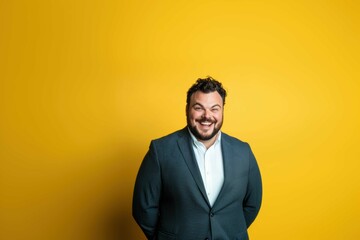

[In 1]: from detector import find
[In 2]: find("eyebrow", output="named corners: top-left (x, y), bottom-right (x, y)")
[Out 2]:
top-left (192, 103), bottom-right (222, 109)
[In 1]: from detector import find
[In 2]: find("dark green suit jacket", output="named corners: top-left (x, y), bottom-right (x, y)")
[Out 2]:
top-left (132, 128), bottom-right (262, 240)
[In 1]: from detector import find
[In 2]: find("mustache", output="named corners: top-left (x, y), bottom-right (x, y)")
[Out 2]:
top-left (197, 116), bottom-right (216, 123)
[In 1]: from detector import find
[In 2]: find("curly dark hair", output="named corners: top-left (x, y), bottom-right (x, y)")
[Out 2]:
top-left (186, 76), bottom-right (227, 106)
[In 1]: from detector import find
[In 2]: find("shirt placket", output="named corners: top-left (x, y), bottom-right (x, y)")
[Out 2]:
top-left (204, 147), bottom-right (213, 203)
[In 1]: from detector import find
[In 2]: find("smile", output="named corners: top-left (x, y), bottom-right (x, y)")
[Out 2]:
top-left (199, 121), bottom-right (213, 126)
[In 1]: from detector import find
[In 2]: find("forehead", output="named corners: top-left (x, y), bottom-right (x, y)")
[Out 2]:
top-left (189, 91), bottom-right (223, 106)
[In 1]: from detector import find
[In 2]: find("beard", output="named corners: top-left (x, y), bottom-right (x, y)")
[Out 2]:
top-left (187, 116), bottom-right (223, 141)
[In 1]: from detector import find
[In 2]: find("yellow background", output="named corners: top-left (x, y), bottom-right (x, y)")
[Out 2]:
top-left (1, 0), bottom-right (359, 239)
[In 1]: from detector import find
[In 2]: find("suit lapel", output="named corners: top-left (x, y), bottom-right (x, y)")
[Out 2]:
top-left (212, 134), bottom-right (235, 208)
top-left (177, 129), bottom-right (210, 206)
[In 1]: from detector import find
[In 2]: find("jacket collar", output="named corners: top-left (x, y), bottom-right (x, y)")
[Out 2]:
top-left (212, 135), bottom-right (236, 209)
top-left (176, 128), bottom-right (210, 206)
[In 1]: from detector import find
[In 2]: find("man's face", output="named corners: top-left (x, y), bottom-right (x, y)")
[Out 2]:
top-left (186, 91), bottom-right (224, 142)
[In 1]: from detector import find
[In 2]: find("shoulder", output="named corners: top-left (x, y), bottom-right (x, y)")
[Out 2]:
top-left (152, 127), bottom-right (189, 145)
top-left (221, 132), bottom-right (251, 149)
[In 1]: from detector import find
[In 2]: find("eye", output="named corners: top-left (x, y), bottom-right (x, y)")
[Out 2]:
top-left (194, 106), bottom-right (203, 111)
top-left (211, 108), bottom-right (220, 112)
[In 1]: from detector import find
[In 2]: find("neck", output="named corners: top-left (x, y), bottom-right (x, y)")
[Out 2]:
top-left (200, 140), bottom-right (215, 149)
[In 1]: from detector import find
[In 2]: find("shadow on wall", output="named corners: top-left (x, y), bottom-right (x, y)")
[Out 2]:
top-left (100, 205), bottom-right (143, 240)
top-left (94, 141), bottom-right (146, 240)
top-left (44, 140), bottom-right (149, 240)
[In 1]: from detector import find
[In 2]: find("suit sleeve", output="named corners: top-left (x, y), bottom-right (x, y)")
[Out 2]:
top-left (243, 145), bottom-right (262, 228)
top-left (132, 141), bottom-right (162, 239)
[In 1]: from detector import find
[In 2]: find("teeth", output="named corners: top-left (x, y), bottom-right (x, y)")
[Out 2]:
top-left (200, 122), bottom-right (212, 126)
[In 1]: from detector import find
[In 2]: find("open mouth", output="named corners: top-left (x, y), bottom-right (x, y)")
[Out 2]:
top-left (197, 119), bottom-right (215, 128)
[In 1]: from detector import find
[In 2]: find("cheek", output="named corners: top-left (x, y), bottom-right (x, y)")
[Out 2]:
top-left (215, 114), bottom-right (223, 121)
top-left (190, 111), bottom-right (201, 120)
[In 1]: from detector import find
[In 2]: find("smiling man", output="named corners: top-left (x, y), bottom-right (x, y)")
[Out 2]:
top-left (133, 77), bottom-right (262, 240)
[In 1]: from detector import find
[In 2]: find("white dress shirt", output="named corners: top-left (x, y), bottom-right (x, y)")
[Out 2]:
top-left (188, 129), bottom-right (224, 206)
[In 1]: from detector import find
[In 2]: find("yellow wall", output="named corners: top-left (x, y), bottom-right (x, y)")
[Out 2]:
top-left (1, 0), bottom-right (359, 239)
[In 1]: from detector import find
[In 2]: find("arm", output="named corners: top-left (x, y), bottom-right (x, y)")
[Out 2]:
top-left (243, 146), bottom-right (262, 228)
top-left (132, 141), bottom-right (162, 239)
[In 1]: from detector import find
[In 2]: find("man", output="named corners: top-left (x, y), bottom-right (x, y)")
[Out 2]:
top-left (133, 77), bottom-right (262, 240)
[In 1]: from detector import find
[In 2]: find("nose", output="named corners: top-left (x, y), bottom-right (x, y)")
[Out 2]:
top-left (203, 109), bottom-right (211, 118)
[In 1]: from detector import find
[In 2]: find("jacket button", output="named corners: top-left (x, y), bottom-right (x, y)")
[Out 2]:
top-left (210, 212), bottom-right (214, 217)
top-left (204, 238), bottom-right (209, 240)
